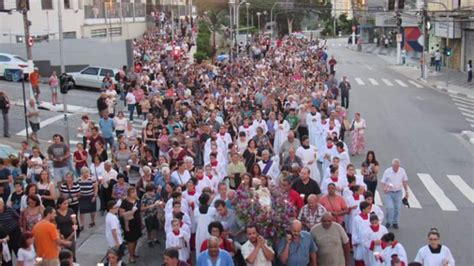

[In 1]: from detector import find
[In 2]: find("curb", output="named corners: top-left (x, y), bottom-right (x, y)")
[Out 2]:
top-left (461, 131), bottom-right (474, 145)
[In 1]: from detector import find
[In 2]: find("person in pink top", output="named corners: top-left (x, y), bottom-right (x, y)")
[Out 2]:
top-left (319, 183), bottom-right (348, 226)
top-left (48, 71), bottom-right (59, 105)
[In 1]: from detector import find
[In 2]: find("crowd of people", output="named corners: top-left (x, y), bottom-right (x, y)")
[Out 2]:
top-left (0, 12), bottom-right (457, 266)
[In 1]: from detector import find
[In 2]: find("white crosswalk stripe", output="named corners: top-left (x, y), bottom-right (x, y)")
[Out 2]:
top-left (382, 79), bottom-right (393, 86)
top-left (450, 95), bottom-right (474, 104)
top-left (447, 175), bottom-right (474, 204)
top-left (408, 80), bottom-right (424, 88)
top-left (354, 78), bottom-right (365, 85)
top-left (404, 186), bottom-right (422, 209)
top-left (458, 106), bottom-right (474, 115)
top-left (368, 78), bottom-right (379, 85)
top-left (453, 101), bottom-right (473, 109)
top-left (395, 79), bottom-right (408, 87)
top-left (417, 173), bottom-right (458, 211)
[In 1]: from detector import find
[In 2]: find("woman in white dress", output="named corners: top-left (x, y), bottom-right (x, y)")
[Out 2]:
top-left (296, 136), bottom-right (320, 183)
top-left (414, 228), bottom-right (455, 266)
top-left (273, 112), bottom-right (290, 155)
top-left (193, 193), bottom-right (216, 260)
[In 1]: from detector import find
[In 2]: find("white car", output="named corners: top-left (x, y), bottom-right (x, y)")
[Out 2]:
top-left (0, 53), bottom-right (32, 78)
top-left (67, 66), bottom-right (120, 90)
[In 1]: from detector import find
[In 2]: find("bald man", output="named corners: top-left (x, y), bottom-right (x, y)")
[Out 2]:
top-left (298, 194), bottom-right (327, 230)
top-left (197, 236), bottom-right (234, 266)
top-left (310, 213), bottom-right (350, 266)
top-left (277, 220), bottom-right (317, 266)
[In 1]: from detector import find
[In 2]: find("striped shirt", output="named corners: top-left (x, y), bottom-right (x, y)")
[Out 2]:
top-left (78, 178), bottom-right (96, 197)
top-left (59, 182), bottom-right (81, 205)
top-left (0, 207), bottom-right (20, 233)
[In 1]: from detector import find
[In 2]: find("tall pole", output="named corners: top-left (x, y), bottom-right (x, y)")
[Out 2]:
top-left (58, 0), bottom-right (70, 147)
top-left (445, 11), bottom-right (449, 88)
top-left (421, 4), bottom-right (427, 79)
top-left (20, 0), bottom-right (32, 142)
top-left (333, 0), bottom-right (336, 36)
top-left (396, 0), bottom-right (401, 65)
top-left (21, 76), bottom-right (29, 141)
top-left (257, 12), bottom-right (261, 33)
top-left (246, 3), bottom-right (249, 43)
top-left (229, 0), bottom-right (234, 60)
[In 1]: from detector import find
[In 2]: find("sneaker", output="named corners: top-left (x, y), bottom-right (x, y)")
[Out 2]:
top-left (393, 224), bottom-right (399, 229)
top-left (147, 241), bottom-right (154, 247)
top-left (385, 223), bottom-right (391, 229)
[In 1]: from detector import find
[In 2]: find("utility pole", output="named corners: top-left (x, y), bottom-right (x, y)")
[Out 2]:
top-left (396, 0), bottom-right (401, 65)
top-left (58, 0), bottom-right (70, 147)
top-left (421, 3), bottom-right (428, 79)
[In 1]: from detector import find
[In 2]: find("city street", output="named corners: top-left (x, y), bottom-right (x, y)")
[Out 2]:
top-left (0, 37), bottom-right (473, 265)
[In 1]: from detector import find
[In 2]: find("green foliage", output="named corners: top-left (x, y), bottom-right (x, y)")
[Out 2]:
top-left (196, 20), bottom-right (213, 59)
top-left (193, 51), bottom-right (208, 64)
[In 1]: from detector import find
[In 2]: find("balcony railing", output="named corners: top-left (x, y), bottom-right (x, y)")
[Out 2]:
top-left (84, 2), bottom-right (146, 23)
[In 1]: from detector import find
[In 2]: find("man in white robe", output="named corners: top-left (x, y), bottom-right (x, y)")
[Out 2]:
top-left (257, 150), bottom-right (280, 184)
top-left (306, 106), bottom-right (321, 147)
top-left (165, 219), bottom-right (191, 261)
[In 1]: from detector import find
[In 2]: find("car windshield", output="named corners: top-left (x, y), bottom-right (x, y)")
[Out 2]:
top-left (13, 56), bottom-right (27, 62)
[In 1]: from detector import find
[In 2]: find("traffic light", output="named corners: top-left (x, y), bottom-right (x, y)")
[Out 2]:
top-left (444, 47), bottom-right (452, 57)
top-left (59, 73), bottom-right (74, 94)
top-left (16, 0), bottom-right (30, 12)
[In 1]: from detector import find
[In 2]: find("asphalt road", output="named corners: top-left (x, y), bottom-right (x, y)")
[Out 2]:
top-left (327, 38), bottom-right (474, 265)
top-left (0, 37), bottom-right (473, 265)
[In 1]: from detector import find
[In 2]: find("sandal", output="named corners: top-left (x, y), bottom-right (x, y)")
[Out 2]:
top-left (89, 222), bottom-right (96, 228)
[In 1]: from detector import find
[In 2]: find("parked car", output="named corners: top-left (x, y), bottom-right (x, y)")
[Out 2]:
top-left (0, 53), bottom-right (32, 79)
top-left (67, 66), bottom-right (120, 90)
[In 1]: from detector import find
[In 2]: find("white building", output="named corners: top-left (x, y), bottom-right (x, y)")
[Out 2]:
top-left (0, 0), bottom-right (150, 44)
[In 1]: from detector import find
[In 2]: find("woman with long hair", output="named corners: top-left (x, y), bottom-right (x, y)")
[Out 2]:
top-left (21, 195), bottom-right (43, 232)
top-left (16, 232), bottom-right (35, 266)
top-left (37, 170), bottom-right (56, 208)
top-left (350, 112), bottom-right (366, 156)
top-left (55, 197), bottom-right (77, 258)
top-left (242, 139), bottom-right (260, 172)
top-left (119, 187), bottom-right (142, 264)
top-left (361, 150), bottom-right (379, 198)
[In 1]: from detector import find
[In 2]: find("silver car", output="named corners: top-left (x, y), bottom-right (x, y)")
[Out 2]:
top-left (67, 66), bottom-right (119, 90)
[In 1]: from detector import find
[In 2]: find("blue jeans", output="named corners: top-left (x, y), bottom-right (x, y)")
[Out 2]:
top-left (435, 60), bottom-right (441, 71)
top-left (104, 137), bottom-right (115, 152)
top-left (53, 166), bottom-right (70, 183)
top-left (128, 104), bottom-right (135, 121)
top-left (384, 190), bottom-right (403, 225)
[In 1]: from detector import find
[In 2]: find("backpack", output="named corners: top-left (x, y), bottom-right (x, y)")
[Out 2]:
top-left (0, 96), bottom-right (9, 110)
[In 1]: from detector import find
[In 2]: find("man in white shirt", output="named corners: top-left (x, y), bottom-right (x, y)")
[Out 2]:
top-left (105, 201), bottom-right (123, 249)
top-left (241, 225), bottom-right (274, 266)
top-left (380, 159), bottom-right (408, 229)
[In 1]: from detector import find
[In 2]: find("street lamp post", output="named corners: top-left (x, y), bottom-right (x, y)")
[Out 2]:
top-left (229, 0), bottom-right (234, 60)
top-left (245, 2), bottom-right (250, 43)
top-left (57, 0), bottom-right (70, 147)
top-left (256, 12), bottom-right (261, 33)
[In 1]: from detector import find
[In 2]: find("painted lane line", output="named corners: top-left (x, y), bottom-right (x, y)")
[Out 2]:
top-left (395, 79), bottom-right (408, 87)
top-left (453, 101), bottom-right (474, 109)
top-left (417, 173), bottom-right (458, 211)
top-left (450, 95), bottom-right (474, 104)
top-left (16, 114), bottom-right (70, 137)
top-left (355, 78), bottom-right (365, 85)
top-left (467, 118), bottom-right (474, 123)
top-left (382, 79), bottom-right (393, 86)
top-left (404, 186), bottom-right (422, 209)
top-left (368, 78), bottom-right (379, 85)
top-left (408, 80), bottom-right (424, 88)
top-left (461, 112), bottom-right (474, 119)
top-left (447, 175), bottom-right (474, 204)
top-left (458, 106), bottom-right (474, 115)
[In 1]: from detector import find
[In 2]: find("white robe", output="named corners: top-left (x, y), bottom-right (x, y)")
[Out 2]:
top-left (182, 191), bottom-right (199, 233)
top-left (258, 160), bottom-right (281, 185)
top-left (296, 145), bottom-right (320, 182)
top-left (335, 150), bottom-right (351, 179)
top-left (252, 119), bottom-right (268, 134)
top-left (381, 242), bottom-right (408, 266)
top-left (315, 121), bottom-right (327, 158)
top-left (344, 194), bottom-right (365, 234)
top-left (194, 207), bottom-right (217, 260)
top-left (164, 212), bottom-right (192, 233)
top-left (414, 245), bottom-right (455, 266)
top-left (239, 125), bottom-right (256, 140)
top-left (320, 144), bottom-right (337, 170)
top-left (306, 112), bottom-right (321, 147)
top-left (352, 214), bottom-right (371, 261)
top-left (165, 227), bottom-right (191, 261)
top-left (273, 120), bottom-right (290, 155)
top-left (363, 225), bottom-right (389, 266)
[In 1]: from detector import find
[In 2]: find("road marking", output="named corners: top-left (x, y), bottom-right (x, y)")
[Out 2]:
top-left (395, 79), bottom-right (408, 87)
top-left (461, 112), bottom-right (474, 119)
top-left (450, 94), bottom-right (474, 104)
top-left (417, 173), bottom-right (458, 211)
top-left (458, 106), bottom-right (474, 115)
top-left (408, 80), bottom-right (424, 88)
top-left (453, 101), bottom-right (473, 109)
top-left (382, 79), bottom-right (393, 86)
top-left (447, 175), bottom-right (474, 204)
top-left (354, 78), bottom-right (365, 85)
top-left (467, 118), bottom-right (474, 123)
top-left (368, 78), bottom-right (379, 85)
top-left (16, 114), bottom-right (69, 137)
top-left (403, 186), bottom-right (422, 209)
